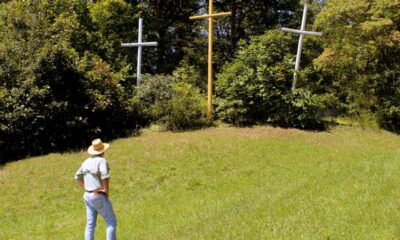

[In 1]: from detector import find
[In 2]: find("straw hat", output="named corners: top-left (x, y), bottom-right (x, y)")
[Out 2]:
top-left (87, 138), bottom-right (110, 155)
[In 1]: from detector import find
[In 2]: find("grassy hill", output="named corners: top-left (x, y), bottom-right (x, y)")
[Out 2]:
top-left (1, 126), bottom-right (400, 239)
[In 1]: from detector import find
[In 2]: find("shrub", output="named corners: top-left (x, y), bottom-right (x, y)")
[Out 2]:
top-left (134, 74), bottom-right (178, 123)
top-left (216, 30), bottom-right (324, 129)
top-left (270, 89), bottom-right (325, 129)
top-left (173, 60), bottom-right (204, 92)
top-left (0, 48), bottom-right (144, 162)
top-left (135, 75), bottom-right (208, 130)
top-left (376, 70), bottom-right (400, 133)
top-left (377, 104), bottom-right (400, 133)
top-left (215, 31), bottom-right (294, 125)
top-left (0, 1), bottom-right (146, 162)
top-left (157, 82), bottom-right (207, 130)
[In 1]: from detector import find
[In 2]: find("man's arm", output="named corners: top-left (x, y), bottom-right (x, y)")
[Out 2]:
top-left (75, 165), bottom-right (84, 189)
top-left (78, 178), bottom-right (84, 189)
top-left (99, 158), bottom-right (110, 196)
top-left (101, 178), bottom-right (109, 196)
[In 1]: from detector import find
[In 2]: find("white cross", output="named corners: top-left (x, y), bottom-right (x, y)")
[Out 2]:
top-left (282, 2), bottom-right (322, 91)
top-left (121, 18), bottom-right (158, 85)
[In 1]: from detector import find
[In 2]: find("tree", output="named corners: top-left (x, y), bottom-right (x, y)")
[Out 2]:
top-left (215, 30), bottom-right (324, 129)
top-left (0, 0), bottom-right (144, 161)
top-left (127, 0), bottom-right (201, 74)
top-left (314, 0), bottom-right (400, 131)
top-left (217, 0), bottom-right (301, 54)
top-left (87, 0), bottom-right (137, 70)
top-left (171, 0), bottom-right (305, 92)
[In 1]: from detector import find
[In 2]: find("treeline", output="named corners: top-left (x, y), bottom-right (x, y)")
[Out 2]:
top-left (0, 0), bottom-right (399, 162)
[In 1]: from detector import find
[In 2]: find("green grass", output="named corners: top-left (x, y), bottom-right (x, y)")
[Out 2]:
top-left (1, 126), bottom-right (400, 239)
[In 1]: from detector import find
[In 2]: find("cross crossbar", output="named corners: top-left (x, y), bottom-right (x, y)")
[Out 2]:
top-left (121, 42), bottom-right (158, 47)
top-left (280, 3), bottom-right (322, 91)
top-left (189, 12), bottom-right (232, 20)
top-left (281, 28), bottom-right (322, 36)
top-left (121, 18), bottom-right (158, 85)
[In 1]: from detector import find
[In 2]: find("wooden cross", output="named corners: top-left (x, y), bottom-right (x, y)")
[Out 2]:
top-left (281, 2), bottom-right (322, 91)
top-left (122, 18), bottom-right (158, 85)
top-left (189, 1), bottom-right (231, 121)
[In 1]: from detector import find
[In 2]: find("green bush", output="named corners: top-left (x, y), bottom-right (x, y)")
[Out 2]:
top-left (173, 60), bottom-right (205, 92)
top-left (134, 74), bottom-right (178, 123)
top-left (377, 104), bottom-right (400, 133)
top-left (135, 75), bottom-right (207, 130)
top-left (0, 1), bottom-right (147, 162)
top-left (215, 30), bottom-right (324, 129)
top-left (271, 89), bottom-right (325, 129)
top-left (157, 82), bottom-right (207, 130)
top-left (376, 70), bottom-right (400, 133)
top-left (0, 48), bottom-right (144, 162)
top-left (215, 31), bottom-right (294, 125)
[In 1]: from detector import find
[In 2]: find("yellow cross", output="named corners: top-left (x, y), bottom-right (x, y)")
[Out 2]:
top-left (190, 0), bottom-right (231, 121)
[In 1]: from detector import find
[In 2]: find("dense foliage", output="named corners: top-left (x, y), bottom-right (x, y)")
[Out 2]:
top-left (216, 31), bottom-right (324, 129)
top-left (0, 1), bottom-right (143, 161)
top-left (135, 74), bottom-right (207, 131)
top-left (0, 0), bottom-right (399, 161)
top-left (315, 0), bottom-right (400, 132)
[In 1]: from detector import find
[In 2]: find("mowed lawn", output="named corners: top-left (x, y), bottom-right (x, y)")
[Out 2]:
top-left (1, 126), bottom-right (400, 239)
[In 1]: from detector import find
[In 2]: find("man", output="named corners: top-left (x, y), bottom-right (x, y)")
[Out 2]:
top-left (75, 138), bottom-right (117, 240)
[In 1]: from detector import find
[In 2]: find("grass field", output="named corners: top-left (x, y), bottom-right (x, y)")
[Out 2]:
top-left (1, 125), bottom-right (400, 239)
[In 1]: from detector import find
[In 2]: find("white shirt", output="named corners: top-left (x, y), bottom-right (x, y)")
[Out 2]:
top-left (74, 156), bottom-right (110, 191)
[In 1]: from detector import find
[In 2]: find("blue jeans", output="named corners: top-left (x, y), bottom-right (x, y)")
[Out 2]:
top-left (84, 192), bottom-right (117, 240)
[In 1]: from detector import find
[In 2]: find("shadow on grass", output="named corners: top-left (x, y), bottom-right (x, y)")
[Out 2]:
top-left (221, 119), bottom-right (338, 133)
top-left (154, 121), bottom-right (217, 133)
top-left (1, 128), bottom-right (143, 165)
top-left (152, 118), bottom-right (340, 137)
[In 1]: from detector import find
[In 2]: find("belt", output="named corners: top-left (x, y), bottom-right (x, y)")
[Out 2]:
top-left (86, 190), bottom-right (106, 195)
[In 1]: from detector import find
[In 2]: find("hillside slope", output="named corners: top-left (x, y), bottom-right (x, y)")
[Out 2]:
top-left (1, 126), bottom-right (400, 239)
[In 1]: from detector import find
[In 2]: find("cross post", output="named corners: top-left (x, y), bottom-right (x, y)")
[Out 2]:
top-left (189, 0), bottom-right (231, 121)
top-left (281, 2), bottom-right (322, 91)
top-left (122, 18), bottom-right (158, 85)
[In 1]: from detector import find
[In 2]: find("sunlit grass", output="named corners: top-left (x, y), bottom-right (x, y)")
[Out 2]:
top-left (1, 126), bottom-right (400, 239)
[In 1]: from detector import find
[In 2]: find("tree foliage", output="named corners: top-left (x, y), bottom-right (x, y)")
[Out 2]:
top-left (1, 0), bottom-right (399, 161)
top-left (315, 0), bottom-right (400, 131)
top-left (215, 30), bottom-right (324, 129)
top-left (0, 0), bottom-right (144, 161)
top-left (134, 74), bottom-right (207, 130)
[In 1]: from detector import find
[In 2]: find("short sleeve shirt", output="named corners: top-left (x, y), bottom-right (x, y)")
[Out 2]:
top-left (74, 156), bottom-right (110, 191)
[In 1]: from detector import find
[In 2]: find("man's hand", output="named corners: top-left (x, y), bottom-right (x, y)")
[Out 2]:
top-left (78, 179), bottom-right (84, 188)
top-left (95, 190), bottom-right (109, 197)
top-left (98, 178), bottom-right (110, 197)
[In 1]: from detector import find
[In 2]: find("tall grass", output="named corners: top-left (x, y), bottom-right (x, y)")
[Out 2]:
top-left (1, 126), bottom-right (399, 239)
